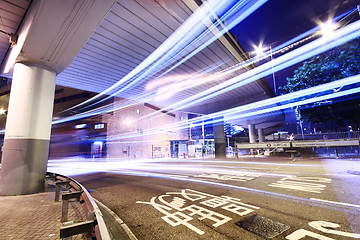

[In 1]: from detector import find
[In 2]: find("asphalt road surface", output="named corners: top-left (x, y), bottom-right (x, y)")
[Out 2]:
top-left (48, 156), bottom-right (360, 240)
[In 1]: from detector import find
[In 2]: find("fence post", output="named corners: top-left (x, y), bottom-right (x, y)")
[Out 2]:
top-left (61, 191), bottom-right (83, 222)
top-left (44, 175), bottom-right (56, 192)
top-left (55, 180), bottom-right (70, 202)
top-left (61, 198), bottom-right (69, 222)
top-left (86, 211), bottom-right (95, 240)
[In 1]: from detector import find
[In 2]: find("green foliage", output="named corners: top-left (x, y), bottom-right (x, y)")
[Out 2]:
top-left (280, 38), bottom-right (360, 126)
top-left (281, 38), bottom-right (360, 93)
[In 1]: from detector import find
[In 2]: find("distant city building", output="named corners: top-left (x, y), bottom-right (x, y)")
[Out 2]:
top-left (103, 98), bottom-right (188, 159)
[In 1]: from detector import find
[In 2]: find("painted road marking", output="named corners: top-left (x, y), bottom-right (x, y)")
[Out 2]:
top-left (286, 229), bottom-right (334, 240)
top-left (309, 221), bottom-right (360, 238)
top-left (269, 176), bottom-right (331, 193)
top-left (137, 189), bottom-right (259, 235)
top-left (195, 173), bottom-right (262, 182)
top-left (286, 221), bottom-right (360, 239)
top-left (310, 198), bottom-right (360, 208)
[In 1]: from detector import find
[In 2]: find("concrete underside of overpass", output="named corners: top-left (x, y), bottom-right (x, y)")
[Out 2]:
top-left (0, 0), bottom-right (282, 127)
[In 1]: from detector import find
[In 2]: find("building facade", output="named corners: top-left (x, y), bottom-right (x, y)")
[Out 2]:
top-left (103, 99), bottom-right (188, 159)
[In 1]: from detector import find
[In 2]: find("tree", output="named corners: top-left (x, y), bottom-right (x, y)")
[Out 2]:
top-left (280, 38), bottom-right (360, 129)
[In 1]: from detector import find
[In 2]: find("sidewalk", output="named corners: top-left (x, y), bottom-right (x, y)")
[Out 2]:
top-left (0, 189), bottom-right (134, 240)
top-left (0, 192), bottom-right (85, 240)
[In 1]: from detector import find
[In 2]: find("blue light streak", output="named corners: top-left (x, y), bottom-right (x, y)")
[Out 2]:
top-left (47, 157), bottom-right (356, 211)
top-left (267, 8), bottom-right (356, 57)
top-left (135, 16), bottom-right (360, 123)
top-left (62, 0), bottom-right (260, 112)
top-left (104, 74), bottom-right (360, 141)
top-left (53, 11), bottom-right (360, 132)
top-left (163, 19), bottom-right (360, 112)
top-left (153, 0), bottom-right (268, 80)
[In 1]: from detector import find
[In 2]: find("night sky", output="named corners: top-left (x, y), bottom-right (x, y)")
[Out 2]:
top-left (231, 0), bottom-right (360, 91)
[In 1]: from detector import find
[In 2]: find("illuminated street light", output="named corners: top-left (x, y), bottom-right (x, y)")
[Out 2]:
top-left (253, 44), bottom-right (266, 57)
top-left (320, 20), bottom-right (338, 37)
top-left (254, 43), bottom-right (277, 95)
top-left (269, 46), bottom-right (277, 95)
top-left (0, 109), bottom-right (6, 115)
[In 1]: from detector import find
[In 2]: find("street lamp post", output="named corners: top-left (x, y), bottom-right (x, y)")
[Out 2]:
top-left (270, 46), bottom-right (277, 95)
top-left (189, 123), bottom-right (194, 140)
top-left (254, 44), bottom-right (276, 95)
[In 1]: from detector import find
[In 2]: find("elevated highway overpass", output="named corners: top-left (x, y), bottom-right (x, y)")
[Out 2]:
top-left (0, 0), bottom-right (286, 195)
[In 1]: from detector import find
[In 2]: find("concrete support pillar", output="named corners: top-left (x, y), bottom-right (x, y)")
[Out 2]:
top-left (258, 128), bottom-right (265, 143)
top-left (248, 124), bottom-right (256, 143)
top-left (248, 124), bottom-right (256, 155)
top-left (214, 117), bottom-right (226, 158)
top-left (0, 62), bottom-right (56, 195)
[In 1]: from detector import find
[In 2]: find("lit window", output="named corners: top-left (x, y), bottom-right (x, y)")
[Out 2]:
top-left (94, 123), bottom-right (105, 129)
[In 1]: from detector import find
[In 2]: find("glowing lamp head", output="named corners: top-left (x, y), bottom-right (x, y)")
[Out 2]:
top-left (320, 20), bottom-right (337, 37)
top-left (254, 44), bottom-right (266, 57)
top-left (0, 109), bottom-right (6, 115)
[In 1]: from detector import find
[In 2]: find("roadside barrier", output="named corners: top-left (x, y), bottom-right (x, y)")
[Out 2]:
top-left (45, 172), bottom-right (111, 240)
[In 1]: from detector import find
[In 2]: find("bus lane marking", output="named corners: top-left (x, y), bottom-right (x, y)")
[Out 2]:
top-left (269, 176), bottom-right (331, 193)
top-left (136, 188), bottom-right (259, 235)
top-left (194, 172), bottom-right (262, 182)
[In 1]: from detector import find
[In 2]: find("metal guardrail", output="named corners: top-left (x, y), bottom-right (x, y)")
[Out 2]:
top-left (45, 172), bottom-right (111, 240)
top-left (235, 139), bottom-right (360, 158)
top-left (233, 131), bottom-right (360, 143)
top-left (235, 139), bottom-right (359, 149)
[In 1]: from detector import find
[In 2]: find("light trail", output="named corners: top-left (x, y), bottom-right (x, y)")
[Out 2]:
top-left (94, 0), bottom-right (267, 109)
top-left (46, 157), bottom-right (359, 212)
top-left (52, 11), bottom-right (360, 131)
top-left (210, 75), bottom-right (360, 122)
top-left (95, 0), bottom-right (267, 105)
top-left (103, 74), bottom-right (360, 141)
top-left (61, 0), bottom-right (264, 113)
top-left (135, 11), bottom-right (360, 122)
top-left (152, 0), bottom-right (268, 80)
top-left (264, 8), bottom-right (356, 58)
top-left (82, 80), bottom-right (357, 142)
top-left (161, 19), bottom-right (360, 113)
top-left (225, 87), bottom-right (360, 123)
top-left (47, 157), bottom-right (294, 179)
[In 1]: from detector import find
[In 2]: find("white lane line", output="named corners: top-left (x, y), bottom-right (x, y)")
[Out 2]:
top-left (95, 199), bottom-right (139, 240)
top-left (310, 198), bottom-right (360, 208)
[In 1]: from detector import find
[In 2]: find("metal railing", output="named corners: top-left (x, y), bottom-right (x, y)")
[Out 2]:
top-left (45, 172), bottom-right (111, 240)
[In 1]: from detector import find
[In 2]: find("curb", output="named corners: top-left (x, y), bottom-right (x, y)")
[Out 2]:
top-left (94, 199), bottom-right (138, 240)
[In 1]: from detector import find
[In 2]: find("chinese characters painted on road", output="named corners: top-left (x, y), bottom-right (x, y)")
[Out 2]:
top-left (137, 188), bottom-right (259, 235)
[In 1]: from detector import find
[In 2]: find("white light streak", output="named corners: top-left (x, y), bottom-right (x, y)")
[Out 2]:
top-left (105, 74), bottom-right (360, 141)
top-left (62, 0), bottom-right (261, 111)
top-left (164, 19), bottom-right (360, 112)
top-left (53, 10), bottom-right (360, 133)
